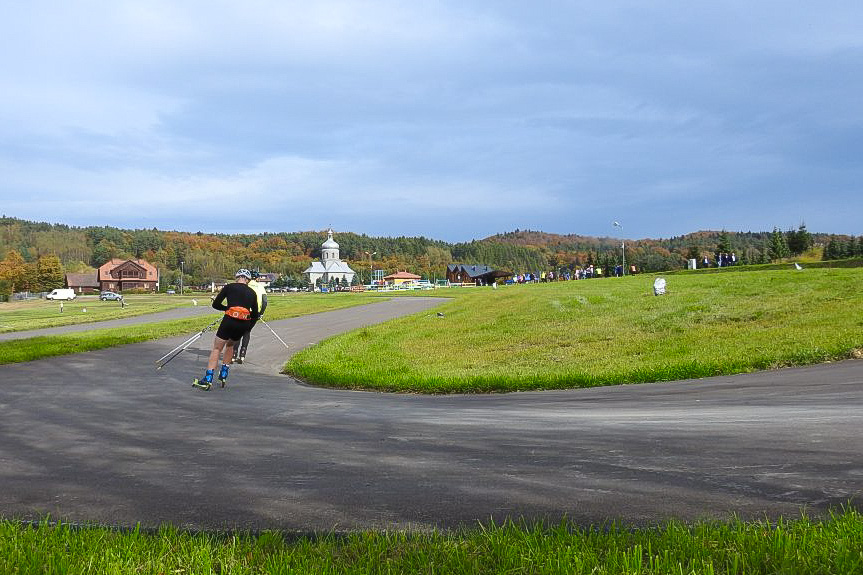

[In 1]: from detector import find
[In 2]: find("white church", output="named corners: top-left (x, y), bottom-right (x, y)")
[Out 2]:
top-left (303, 230), bottom-right (357, 287)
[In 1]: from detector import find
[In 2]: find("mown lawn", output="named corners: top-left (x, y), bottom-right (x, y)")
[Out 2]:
top-left (0, 293), bottom-right (383, 365)
top-left (0, 294), bottom-right (189, 333)
top-left (286, 268), bottom-right (863, 392)
top-left (3, 508), bottom-right (861, 574)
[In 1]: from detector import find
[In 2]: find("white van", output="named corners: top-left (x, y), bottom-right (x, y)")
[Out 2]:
top-left (46, 288), bottom-right (76, 300)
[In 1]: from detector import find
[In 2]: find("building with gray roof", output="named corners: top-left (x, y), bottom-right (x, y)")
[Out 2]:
top-left (303, 230), bottom-right (356, 288)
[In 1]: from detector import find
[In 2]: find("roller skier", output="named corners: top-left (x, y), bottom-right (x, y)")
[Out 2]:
top-left (192, 269), bottom-right (259, 390)
top-left (233, 270), bottom-right (267, 364)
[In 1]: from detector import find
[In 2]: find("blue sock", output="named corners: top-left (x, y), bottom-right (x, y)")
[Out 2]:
top-left (205, 369), bottom-right (214, 382)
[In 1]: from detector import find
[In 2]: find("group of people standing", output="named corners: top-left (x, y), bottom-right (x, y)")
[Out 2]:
top-left (513, 264), bottom-right (636, 283)
top-left (702, 253), bottom-right (737, 268)
top-left (192, 269), bottom-right (268, 391)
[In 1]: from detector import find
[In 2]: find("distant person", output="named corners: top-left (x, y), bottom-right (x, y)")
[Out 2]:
top-left (193, 269), bottom-right (259, 390)
top-left (234, 271), bottom-right (268, 364)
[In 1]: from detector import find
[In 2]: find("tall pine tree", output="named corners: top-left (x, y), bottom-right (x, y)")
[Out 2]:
top-left (768, 228), bottom-right (790, 261)
top-left (786, 222), bottom-right (813, 255)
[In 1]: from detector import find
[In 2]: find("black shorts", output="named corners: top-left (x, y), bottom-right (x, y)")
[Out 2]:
top-left (216, 316), bottom-right (251, 342)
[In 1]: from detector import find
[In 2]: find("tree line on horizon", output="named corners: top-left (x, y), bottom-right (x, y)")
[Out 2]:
top-left (0, 216), bottom-right (859, 297)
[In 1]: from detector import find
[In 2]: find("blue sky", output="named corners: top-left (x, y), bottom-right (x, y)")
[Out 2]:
top-left (1, 1), bottom-right (861, 242)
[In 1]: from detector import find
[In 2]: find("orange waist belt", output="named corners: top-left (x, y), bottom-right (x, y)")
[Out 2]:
top-left (225, 306), bottom-right (251, 320)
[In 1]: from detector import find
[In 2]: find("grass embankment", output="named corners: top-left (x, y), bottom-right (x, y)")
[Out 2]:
top-left (3, 509), bottom-right (861, 574)
top-left (0, 293), bottom-right (381, 365)
top-left (287, 268), bottom-right (863, 393)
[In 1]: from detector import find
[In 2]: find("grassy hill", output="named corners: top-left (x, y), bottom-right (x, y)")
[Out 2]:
top-left (286, 267), bottom-right (863, 393)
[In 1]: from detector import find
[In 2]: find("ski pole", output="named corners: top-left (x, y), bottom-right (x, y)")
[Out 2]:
top-left (155, 333), bottom-right (203, 369)
top-left (259, 318), bottom-right (290, 350)
top-left (156, 332), bottom-right (203, 366)
top-left (155, 317), bottom-right (220, 370)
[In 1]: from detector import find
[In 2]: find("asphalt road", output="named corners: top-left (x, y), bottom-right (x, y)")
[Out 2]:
top-left (1, 296), bottom-right (861, 532)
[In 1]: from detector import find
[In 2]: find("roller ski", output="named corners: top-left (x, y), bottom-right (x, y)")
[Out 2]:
top-left (233, 347), bottom-right (246, 364)
top-left (192, 370), bottom-right (214, 391)
top-left (218, 364), bottom-right (230, 388)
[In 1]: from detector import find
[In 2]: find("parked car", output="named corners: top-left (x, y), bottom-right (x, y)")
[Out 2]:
top-left (46, 288), bottom-right (76, 300)
top-left (166, 289), bottom-right (176, 294)
top-left (99, 291), bottom-right (123, 301)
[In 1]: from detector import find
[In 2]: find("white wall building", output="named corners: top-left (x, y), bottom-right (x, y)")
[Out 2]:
top-left (303, 230), bottom-right (356, 287)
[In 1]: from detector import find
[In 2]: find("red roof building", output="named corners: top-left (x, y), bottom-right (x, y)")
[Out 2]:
top-left (383, 271), bottom-right (422, 285)
top-left (98, 258), bottom-right (159, 292)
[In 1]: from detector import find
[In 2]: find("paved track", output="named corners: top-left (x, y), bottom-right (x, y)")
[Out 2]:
top-left (1, 297), bottom-right (861, 532)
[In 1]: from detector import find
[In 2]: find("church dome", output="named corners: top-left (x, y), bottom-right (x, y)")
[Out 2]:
top-left (322, 229), bottom-right (339, 250)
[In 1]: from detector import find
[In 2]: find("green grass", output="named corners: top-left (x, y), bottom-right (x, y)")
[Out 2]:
top-left (0, 294), bottom-right (191, 333)
top-left (669, 257), bottom-right (863, 274)
top-left (0, 293), bottom-right (383, 365)
top-left (286, 268), bottom-right (863, 393)
top-left (2, 508), bottom-right (861, 574)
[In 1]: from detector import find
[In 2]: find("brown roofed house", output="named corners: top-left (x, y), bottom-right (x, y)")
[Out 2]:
top-left (65, 272), bottom-right (100, 294)
top-left (445, 264), bottom-right (510, 285)
top-left (98, 258), bottom-right (159, 292)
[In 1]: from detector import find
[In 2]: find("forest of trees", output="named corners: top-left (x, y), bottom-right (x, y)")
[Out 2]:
top-left (0, 216), bottom-right (857, 297)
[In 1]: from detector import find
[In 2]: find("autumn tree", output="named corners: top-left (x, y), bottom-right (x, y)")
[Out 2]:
top-left (36, 255), bottom-right (65, 291)
top-left (686, 245), bottom-right (701, 261)
top-left (0, 249), bottom-right (29, 292)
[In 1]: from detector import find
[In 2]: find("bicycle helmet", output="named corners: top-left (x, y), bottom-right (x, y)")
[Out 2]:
top-left (235, 269), bottom-right (252, 280)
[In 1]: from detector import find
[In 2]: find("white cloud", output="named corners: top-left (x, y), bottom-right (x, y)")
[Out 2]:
top-left (1, 1), bottom-right (861, 240)
top-left (0, 153), bottom-right (555, 235)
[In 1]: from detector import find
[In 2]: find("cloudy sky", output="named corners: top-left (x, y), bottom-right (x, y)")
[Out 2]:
top-left (1, 1), bottom-right (860, 242)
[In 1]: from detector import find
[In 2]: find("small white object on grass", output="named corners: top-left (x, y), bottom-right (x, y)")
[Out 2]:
top-left (653, 277), bottom-right (667, 296)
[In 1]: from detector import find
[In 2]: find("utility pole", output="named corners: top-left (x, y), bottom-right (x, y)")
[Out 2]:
top-left (613, 222), bottom-right (625, 276)
top-left (364, 251), bottom-right (376, 285)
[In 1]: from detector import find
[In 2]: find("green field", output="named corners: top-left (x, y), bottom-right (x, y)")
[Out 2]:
top-left (0, 293), bottom-right (380, 365)
top-left (0, 294), bottom-right (189, 333)
top-left (286, 268), bottom-right (863, 393)
top-left (4, 509), bottom-right (861, 574)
